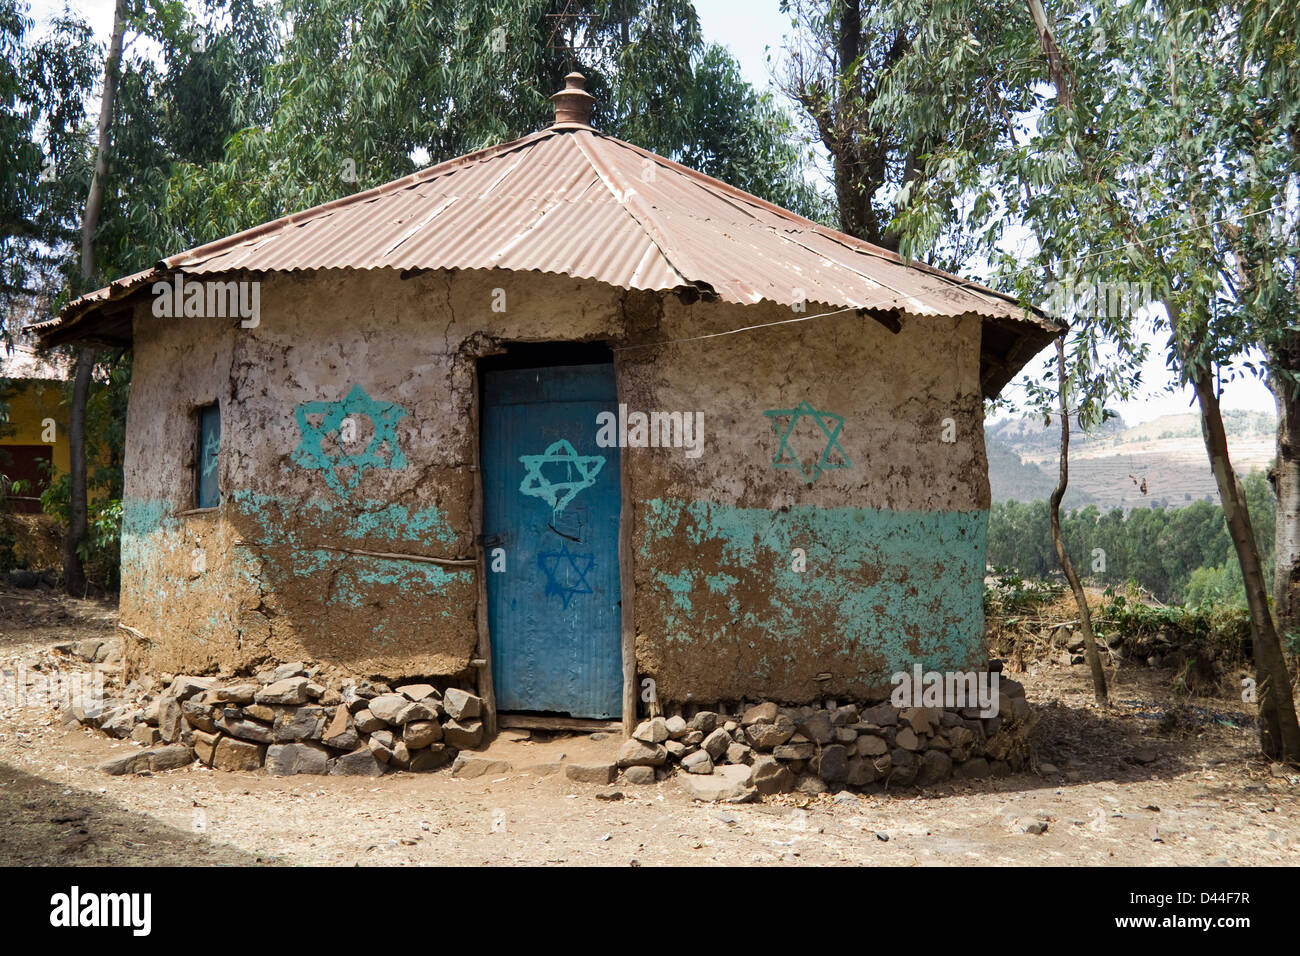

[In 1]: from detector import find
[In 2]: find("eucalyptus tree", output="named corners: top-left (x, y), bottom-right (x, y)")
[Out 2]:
top-left (168, 0), bottom-right (826, 246)
top-left (872, 0), bottom-right (1300, 759)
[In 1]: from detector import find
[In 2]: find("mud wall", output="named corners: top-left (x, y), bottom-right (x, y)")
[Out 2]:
top-left (120, 268), bottom-right (989, 702)
top-left (121, 269), bottom-right (624, 678)
top-left (619, 296), bottom-right (990, 704)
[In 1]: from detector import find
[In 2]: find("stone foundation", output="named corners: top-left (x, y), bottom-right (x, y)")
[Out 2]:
top-left (74, 658), bottom-right (486, 778)
top-left (618, 680), bottom-right (1036, 800)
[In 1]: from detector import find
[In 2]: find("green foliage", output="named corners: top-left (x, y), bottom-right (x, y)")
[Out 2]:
top-left (988, 469), bottom-right (1275, 604)
top-left (1093, 585), bottom-right (1252, 657)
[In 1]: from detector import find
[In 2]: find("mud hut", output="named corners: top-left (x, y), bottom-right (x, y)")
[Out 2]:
top-left (35, 75), bottom-right (1059, 735)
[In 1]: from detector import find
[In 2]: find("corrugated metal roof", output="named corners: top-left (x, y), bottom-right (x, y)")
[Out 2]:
top-left (36, 123), bottom-right (1060, 364)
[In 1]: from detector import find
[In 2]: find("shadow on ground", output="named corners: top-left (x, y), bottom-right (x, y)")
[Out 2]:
top-left (0, 760), bottom-right (264, 866)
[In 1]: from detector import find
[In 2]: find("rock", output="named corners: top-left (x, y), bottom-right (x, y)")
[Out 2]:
top-left (353, 708), bottom-right (385, 734)
top-left (272, 706), bottom-right (326, 742)
top-left (834, 727), bottom-right (858, 745)
top-left (888, 749), bottom-right (918, 786)
top-left (744, 714), bottom-right (795, 750)
top-left (450, 754), bottom-right (511, 778)
top-left (442, 688), bottom-right (481, 721)
top-left (207, 683), bottom-right (259, 705)
top-left (916, 750), bottom-right (953, 786)
top-left (404, 720), bottom-right (442, 749)
top-left (391, 741), bottom-right (411, 769)
top-left (565, 763), bottom-right (617, 784)
top-left (846, 756), bottom-right (878, 786)
top-left (395, 700), bottom-right (439, 724)
top-left (322, 705), bottom-right (358, 750)
top-left (164, 675), bottom-right (214, 701)
top-left (409, 746), bottom-right (450, 772)
top-left (367, 694), bottom-right (409, 724)
top-left (831, 705), bottom-right (860, 726)
top-left (216, 714), bottom-right (275, 744)
top-left (678, 764), bottom-right (756, 802)
top-left (99, 752), bottom-right (151, 775)
top-left (622, 766), bottom-right (656, 785)
top-left (254, 677), bottom-right (311, 706)
top-left (100, 707), bottom-right (137, 739)
top-left (211, 737), bottom-right (265, 771)
top-left (682, 730), bottom-right (704, 745)
top-left (741, 702), bottom-right (778, 726)
top-left (773, 741), bottom-right (815, 761)
top-left (272, 661), bottom-right (308, 681)
top-left (688, 711), bottom-right (718, 734)
top-left (243, 704), bottom-right (275, 723)
top-left (1131, 747), bottom-right (1158, 765)
top-left (397, 683), bottom-right (437, 701)
top-left (895, 727), bottom-right (922, 751)
top-left (796, 712), bottom-right (834, 745)
top-left (367, 736), bottom-right (393, 764)
top-left (796, 774), bottom-right (829, 795)
top-left (192, 730), bottom-right (221, 765)
top-left (442, 719), bottom-right (484, 749)
top-left (665, 715), bottom-right (688, 739)
top-left (812, 744), bottom-right (849, 783)
top-left (665, 740), bottom-right (687, 759)
top-left (156, 697), bottom-right (184, 743)
top-left (330, 748), bottom-right (384, 776)
top-left (860, 704), bottom-right (898, 726)
top-left (617, 738), bottom-right (667, 767)
top-left (132, 724), bottom-right (161, 747)
top-left (176, 697), bottom-right (217, 738)
top-left (856, 734), bottom-right (888, 757)
top-left (952, 757), bottom-right (990, 779)
top-left (902, 706), bottom-right (941, 735)
top-left (266, 742), bottom-right (331, 776)
top-left (725, 742), bottom-right (753, 765)
top-left (752, 755), bottom-right (795, 795)
top-left (682, 750), bottom-right (714, 774)
top-left (701, 727), bottom-right (731, 760)
top-left (632, 717), bottom-right (669, 744)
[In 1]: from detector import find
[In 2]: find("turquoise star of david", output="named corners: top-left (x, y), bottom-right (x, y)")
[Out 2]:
top-left (201, 430), bottom-right (220, 478)
top-left (518, 439), bottom-right (605, 514)
top-left (292, 383), bottom-right (408, 497)
top-left (537, 542), bottom-right (595, 609)
top-left (764, 400), bottom-right (851, 483)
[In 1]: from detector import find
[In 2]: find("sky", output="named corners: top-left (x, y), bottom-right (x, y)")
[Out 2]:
top-left (37, 0), bottom-right (1280, 426)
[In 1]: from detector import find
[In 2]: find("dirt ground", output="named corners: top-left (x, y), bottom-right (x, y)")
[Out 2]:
top-left (1, 582), bottom-right (1298, 866)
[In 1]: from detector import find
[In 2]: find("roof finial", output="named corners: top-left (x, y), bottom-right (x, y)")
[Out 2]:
top-left (550, 72), bottom-right (595, 128)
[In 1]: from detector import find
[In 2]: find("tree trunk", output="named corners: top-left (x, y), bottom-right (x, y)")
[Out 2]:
top-left (1269, 333), bottom-right (1300, 658)
top-left (1189, 359), bottom-right (1300, 762)
top-left (1048, 338), bottom-right (1107, 704)
top-left (64, 0), bottom-right (126, 595)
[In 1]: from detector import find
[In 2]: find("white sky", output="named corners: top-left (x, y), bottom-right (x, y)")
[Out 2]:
top-left (38, 0), bottom-right (1280, 426)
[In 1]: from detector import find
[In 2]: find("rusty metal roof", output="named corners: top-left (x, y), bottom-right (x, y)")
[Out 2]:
top-left (37, 116), bottom-right (1060, 394)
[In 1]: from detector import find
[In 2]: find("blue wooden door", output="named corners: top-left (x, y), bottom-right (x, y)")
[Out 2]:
top-left (482, 363), bottom-right (622, 718)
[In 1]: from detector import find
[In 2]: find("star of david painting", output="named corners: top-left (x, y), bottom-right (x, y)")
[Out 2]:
top-left (292, 383), bottom-right (408, 498)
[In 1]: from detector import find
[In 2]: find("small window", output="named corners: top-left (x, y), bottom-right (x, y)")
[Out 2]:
top-left (196, 403), bottom-right (221, 509)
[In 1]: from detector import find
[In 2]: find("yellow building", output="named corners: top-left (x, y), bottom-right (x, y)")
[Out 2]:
top-left (0, 343), bottom-right (70, 512)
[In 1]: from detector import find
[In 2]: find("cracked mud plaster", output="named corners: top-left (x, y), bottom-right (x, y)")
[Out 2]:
top-left (619, 296), bottom-right (990, 704)
top-left (120, 268), bottom-right (991, 699)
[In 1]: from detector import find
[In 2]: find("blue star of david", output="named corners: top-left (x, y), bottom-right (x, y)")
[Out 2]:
top-left (537, 542), bottom-right (595, 609)
top-left (292, 383), bottom-right (408, 497)
top-left (518, 439), bottom-right (605, 514)
top-left (764, 400), bottom-right (851, 483)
